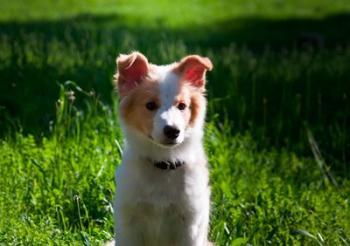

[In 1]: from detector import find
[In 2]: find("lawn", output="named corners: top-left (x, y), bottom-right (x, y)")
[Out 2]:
top-left (0, 0), bottom-right (349, 245)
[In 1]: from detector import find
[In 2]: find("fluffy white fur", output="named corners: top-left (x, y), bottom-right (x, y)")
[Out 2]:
top-left (112, 53), bottom-right (212, 246)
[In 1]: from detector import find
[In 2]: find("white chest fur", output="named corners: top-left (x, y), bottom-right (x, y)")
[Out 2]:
top-left (114, 145), bottom-right (211, 246)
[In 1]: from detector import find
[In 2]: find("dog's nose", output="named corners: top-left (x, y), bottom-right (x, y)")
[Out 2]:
top-left (163, 125), bottom-right (180, 140)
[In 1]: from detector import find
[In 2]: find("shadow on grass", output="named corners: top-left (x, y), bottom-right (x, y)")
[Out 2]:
top-left (1, 12), bottom-right (350, 47)
top-left (0, 12), bottom-right (349, 172)
top-left (200, 13), bottom-right (350, 48)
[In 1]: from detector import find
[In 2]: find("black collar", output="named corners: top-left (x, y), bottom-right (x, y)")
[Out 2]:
top-left (153, 160), bottom-right (185, 170)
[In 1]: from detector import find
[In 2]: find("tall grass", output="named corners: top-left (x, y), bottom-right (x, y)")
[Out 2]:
top-left (0, 83), bottom-right (120, 244)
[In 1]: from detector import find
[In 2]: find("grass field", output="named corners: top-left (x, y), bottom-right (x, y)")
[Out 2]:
top-left (0, 0), bottom-right (350, 245)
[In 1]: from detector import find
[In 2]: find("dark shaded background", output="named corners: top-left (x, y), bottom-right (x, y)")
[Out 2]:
top-left (0, 5), bottom-right (349, 175)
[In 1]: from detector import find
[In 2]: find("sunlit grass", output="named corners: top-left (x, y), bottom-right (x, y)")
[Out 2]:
top-left (1, 0), bottom-right (350, 25)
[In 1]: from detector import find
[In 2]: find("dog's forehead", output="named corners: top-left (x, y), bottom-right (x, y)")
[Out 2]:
top-left (149, 64), bottom-right (181, 104)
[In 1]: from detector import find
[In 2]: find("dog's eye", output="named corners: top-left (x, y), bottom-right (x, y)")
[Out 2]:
top-left (146, 101), bottom-right (157, 111)
top-left (177, 103), bottom-right (186, 111)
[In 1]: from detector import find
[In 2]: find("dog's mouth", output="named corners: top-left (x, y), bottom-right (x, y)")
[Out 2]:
top-left (163, 140), bottom-right (179, 146)
top-left (148, 135), bottom-right (181, 148)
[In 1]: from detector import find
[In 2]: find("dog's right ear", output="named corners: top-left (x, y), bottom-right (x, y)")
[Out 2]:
top-left (115, 52), bottom-right (149, 97)
top-left (174, 55), bottom-right (213, 91)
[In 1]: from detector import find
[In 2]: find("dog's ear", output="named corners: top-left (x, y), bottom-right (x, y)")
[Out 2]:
top-left (175, 55), bottom-right (213, 89)
top-left (115, 52), bottom-right (149, 97)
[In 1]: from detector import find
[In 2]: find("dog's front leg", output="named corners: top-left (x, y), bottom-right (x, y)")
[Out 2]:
top-left (115, 206), bottom-right (148, 246)
top-left (187, 195), bottom-right (211, 246)
top-left (115, 219), bottom-right (146, 246)
top-left (175, 222), bottom-right (208, 246)
top-left (170, 210), bottom-right (209, 246)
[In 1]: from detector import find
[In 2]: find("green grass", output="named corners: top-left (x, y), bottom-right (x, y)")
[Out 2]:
top-left (1, 0), bottom-right (350, 24)
top-left (1, 84), bottom-right (349, 245)
top-left (0, 85), bottom-right (119, 245)
top-left (0, 0), bottom-right (350, 245)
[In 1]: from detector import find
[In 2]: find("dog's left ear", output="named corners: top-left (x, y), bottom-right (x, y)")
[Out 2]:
top-left (115, 52), bottom-right (149, 97)
top-left (175, 55), bottom-right (213, 89)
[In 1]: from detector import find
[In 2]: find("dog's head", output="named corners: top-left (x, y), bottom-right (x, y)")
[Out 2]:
top-left (115, 51), bottom-right (212, 148)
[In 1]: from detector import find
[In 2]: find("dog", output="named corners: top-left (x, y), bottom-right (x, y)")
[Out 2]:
top-left (112, 51), bottom-right (213, 246)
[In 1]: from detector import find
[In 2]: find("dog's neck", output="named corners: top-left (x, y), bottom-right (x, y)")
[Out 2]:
top-left (147, 158), bottom-right (185, 170)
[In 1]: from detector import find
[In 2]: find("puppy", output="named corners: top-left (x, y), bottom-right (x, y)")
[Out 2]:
top-left (113, 51), bottom-right (213, 246)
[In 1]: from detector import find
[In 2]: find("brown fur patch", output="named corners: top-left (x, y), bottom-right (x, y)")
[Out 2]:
top-left (176, 84), bottom-right (205, 128)
top-left (189, 91), bottom-right (204, 127)
top-left (120, 80), bottom-right (159, 137)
